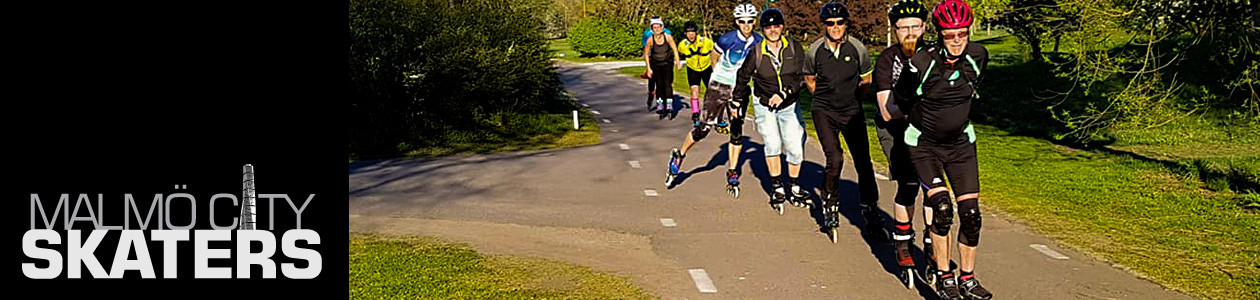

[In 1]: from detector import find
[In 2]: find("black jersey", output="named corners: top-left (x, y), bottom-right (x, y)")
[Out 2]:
top-left (906, 43), bottom-right (988, 143)
top-left (874, 43), bottom-right (928, 109)
top-left (804, 35), bottom-right (873, 113)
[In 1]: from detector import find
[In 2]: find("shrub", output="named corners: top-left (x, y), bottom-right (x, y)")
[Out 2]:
top-left (568, 18), bottom-right (641, 58)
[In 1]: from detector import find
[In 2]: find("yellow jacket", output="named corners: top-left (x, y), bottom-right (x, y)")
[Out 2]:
top-left (679, 36), bottom-right (714, 71)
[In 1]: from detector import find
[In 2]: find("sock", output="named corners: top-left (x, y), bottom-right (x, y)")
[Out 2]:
top-left (960, 270), bottom-right (974, 281)
top-left (894, 221), bottom-right (912, 233)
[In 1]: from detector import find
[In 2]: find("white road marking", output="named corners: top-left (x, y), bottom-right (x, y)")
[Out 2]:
top-left (628, 160), bottom-right (641, 168)
top-left (581, 103), bottom-right (589, 107)
top-left (602, 119), bottom-right (611, 123)
top-left (660, 218), bottom-right (676, 227)
top-left (618, 143), bottom-right (630, 150)
top-left (592, 110), bottom-right (601, 115)
top-left (611, 129), bottom-right (620, 133)
top-left (688, 269), bottom-right (718, 293)
top-left (1030, 244), bottom-right (1070, 260)
top-left (644, 189), bottom-right (658, 196)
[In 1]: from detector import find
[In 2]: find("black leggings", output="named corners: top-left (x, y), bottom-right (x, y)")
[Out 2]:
top-left (650, 63), bottom-right (673, 101)
top-left (812, 107), bottom-right (880, 206)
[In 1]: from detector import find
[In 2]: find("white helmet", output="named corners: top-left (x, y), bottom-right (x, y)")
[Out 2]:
top-left (734, 3), bottom-right (758, 19)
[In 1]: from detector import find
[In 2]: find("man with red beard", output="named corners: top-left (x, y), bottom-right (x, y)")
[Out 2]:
top-left (873, 0), bottom-right (932, 290)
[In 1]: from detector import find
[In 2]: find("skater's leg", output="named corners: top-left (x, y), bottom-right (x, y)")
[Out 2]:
top-left (811, 108), bottom-right (845, 204)
top-left (753, 102), bottom-right (782, 178)
top-left (727, 101), bottom-right (745, 171)
top-left (841, 111), bottom-right (880, 205)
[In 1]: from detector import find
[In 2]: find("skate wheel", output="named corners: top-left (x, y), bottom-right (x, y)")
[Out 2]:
top-left (924, 270), bottom-right (937, 288)
top-left (829, 228), bottom-right (838, 243)
top-left (665, 175), bottom-right (675, 187)
top-left (900, 268), bottom-right (915, 290)
top-left (774, 204), bottom-right (784, 215)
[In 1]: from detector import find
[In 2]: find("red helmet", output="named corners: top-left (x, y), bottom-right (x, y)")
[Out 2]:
top-left (932, 0), bottom-right (973, 30)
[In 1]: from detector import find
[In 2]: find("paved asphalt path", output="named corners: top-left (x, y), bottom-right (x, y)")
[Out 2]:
top-left (348, 61), bottom-right (1196, 300)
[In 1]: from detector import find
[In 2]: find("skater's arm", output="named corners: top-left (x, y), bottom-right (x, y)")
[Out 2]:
top-left (733, 50), bottom-right (757, 105)
top-left (643, 43), bottom-right (652, 77)
top-left (668, 35), bottom-right (682, 70)
top-left (805, 75), bottom-right (816, 94)
top-left (876, 91), bottom-right (902, 121)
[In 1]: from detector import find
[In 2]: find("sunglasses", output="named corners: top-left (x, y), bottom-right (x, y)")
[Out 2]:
top-left (942, 31), bottom-right (969, 40)
top-left (737, 19), bottom-right (755, 24)
top-left (824, 20), bottom-right (846, 27)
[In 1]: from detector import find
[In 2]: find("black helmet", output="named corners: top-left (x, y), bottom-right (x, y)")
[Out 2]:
top-left (819, 2), bottom-right (850, 22)
top-left (761, 8), bottom-right (785, 27)
top-left (684, 20), bottom-right (699, 32)
top-left (888, 0), bottom-right (928, 23)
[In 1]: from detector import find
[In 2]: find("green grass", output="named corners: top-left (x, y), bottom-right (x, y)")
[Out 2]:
top-left (549, 38), bottom-right (636, 62)
top-left (350, 232), bottom-right (656, 300)
top-left (349, 107), bottom-right (601, 161)
top-left (975, 125), bottom-right (1260, 300)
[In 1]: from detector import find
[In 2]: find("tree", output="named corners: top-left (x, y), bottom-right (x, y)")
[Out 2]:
top-left (990, 0), bottom-right (1080, 61)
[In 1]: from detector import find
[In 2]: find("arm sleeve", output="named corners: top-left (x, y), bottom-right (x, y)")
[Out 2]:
top-left (803, 38), bottom-right (822, 75)
top-left (851, 36), bottom-right (873, 77)
top-left (733, 49), bottom-right (758, 104)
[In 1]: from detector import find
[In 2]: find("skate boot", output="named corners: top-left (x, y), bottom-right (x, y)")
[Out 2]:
top-left (665, 148), bottom-right (683, 187)
top-left (769, 179), bottom-right (787, 215)
top-left (934, 269), bottom-right (962, 300)
top-left (788, 181), bottom-right (812, 208)
top-left (959, 272), bottom-right (994, 300)
top-left (656, 98), bottom-right (667, 116)
top-left (823, 200), bottom-right (841, 243)
top-left (893, 222), bottom-right (916, 289)
top-left (923, 234), bottom-right (938, 286)
top-left (860, 203), bottom-right (891, 242)
top-left (725, 169), bottom-right (740, 198)
top-left (646, 92), bottom-right (656, 111)
top-left (715, 120), bottom-right (730, 135)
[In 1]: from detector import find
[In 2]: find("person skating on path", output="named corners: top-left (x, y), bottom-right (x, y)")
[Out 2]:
top-left (906, 0), bottom-right (992, 299)
top-left (641, 16), bottom-right (674, 111)
top-left (679, 20), bottom-right (715, 119)
top-left (874, 0), bottom-right (934, 290)
top-left (665, 3), bottom-right (763, 199)
top-left (803, 1), bottom-right (886, 243)
top-left (732, 8), bottom-right (810, 215)
top-left (643, 15), bottom-right (682, 116)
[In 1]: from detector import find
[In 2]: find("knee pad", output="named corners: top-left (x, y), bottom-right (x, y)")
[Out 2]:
top-left (926, 193), bottom-right (953, 236)
top-left (893, 181), bottom-right (919, 206)
top-left (729, 118), bottom-right (744, 143)
top-left (692, 126), bottom-right (710, 141)
top-left (957, 199), bottom-right (982, 247)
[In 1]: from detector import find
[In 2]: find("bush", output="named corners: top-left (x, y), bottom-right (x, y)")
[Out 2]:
top-left (349, 0), bottom-right (568, 158)
top-left (568, 18), bottom-right (641, 58)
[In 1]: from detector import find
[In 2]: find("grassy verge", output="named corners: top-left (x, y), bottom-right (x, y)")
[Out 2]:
top-left (350, 232), bottom-right (656, 299)
top-left (401, 109), bottom-right (601, 158)
top-left (549, 38), bottom-right (637, 62)
top-left (975, 124), bottom-right (1259, 299)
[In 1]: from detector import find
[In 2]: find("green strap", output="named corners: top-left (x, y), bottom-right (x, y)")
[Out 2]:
top-left (904, 124), bottom-right (921, 147)
top-left (916, 60), bottom-right (935, 96)
top-left (964, 122), bottom-right (977, 143)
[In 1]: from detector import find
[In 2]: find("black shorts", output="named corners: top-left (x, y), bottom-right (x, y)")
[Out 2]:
top-left (687, 67), bottom-right (712, 87)
top-left (875, 118), bottom-right (918, 182)
top-left (907, 123), bottom-right (979, 196)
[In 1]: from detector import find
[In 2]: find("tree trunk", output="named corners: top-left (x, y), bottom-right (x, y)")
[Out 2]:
top-left (1054, 35), bottom-right (1061, 53)
top-left (1030, 36), bottom-right (1043, 61)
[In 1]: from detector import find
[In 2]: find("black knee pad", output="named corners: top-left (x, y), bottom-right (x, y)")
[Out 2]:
top-left (926, 192), bottom-right (953, 236)
top-left (729, 118), bottom-right (744, 145)
top-left (893, 181), bottom-right (919, 206)
top-left (957, 199), bottom-right (982, 247)
top-left (692, 126), bottom-right (710, 141)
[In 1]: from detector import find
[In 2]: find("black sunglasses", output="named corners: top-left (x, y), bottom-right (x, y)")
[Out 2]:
top-left (737, 19), bottom-right (755, 24)
top-left (824, 20), bottom-right (846, 27)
